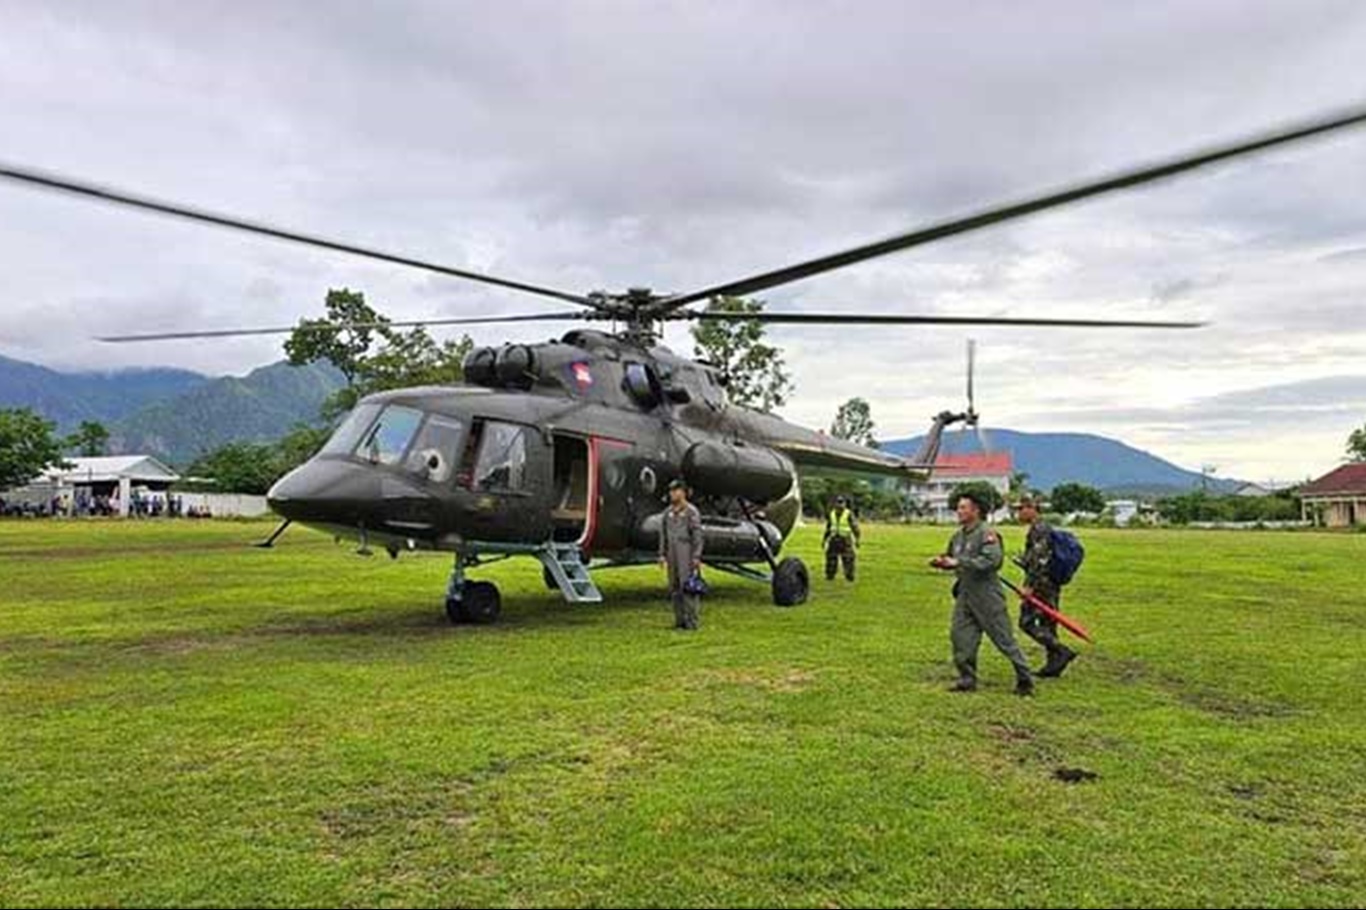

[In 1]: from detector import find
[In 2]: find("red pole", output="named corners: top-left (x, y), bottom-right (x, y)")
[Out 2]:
top-left (1002, 578), bottom-right (1094, 644)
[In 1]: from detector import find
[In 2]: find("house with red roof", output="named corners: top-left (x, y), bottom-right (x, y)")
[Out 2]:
top-left (911, 451), bottom-right (1014, 521)
top-left (1298, 462), bottom-right (1366, 527)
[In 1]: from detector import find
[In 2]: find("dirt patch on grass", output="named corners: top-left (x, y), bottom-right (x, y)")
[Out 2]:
top-left (687, 667), bottom-right (817, 693)
top-left (1090, 654), bottom-right (1296, 720)
top-left (986, 722), bottom-right (1036, 745)
top-left (1053, 767), bottom-right (1099, 784)
top-left (320, 779), bottom-right (478, 842)
top-left (0, 540), bottom-right (272, 561)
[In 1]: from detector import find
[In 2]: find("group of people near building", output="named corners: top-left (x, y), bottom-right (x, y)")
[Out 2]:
top-left (0, 492), bottom-right (213, 519)
top-left (657, 482), bottom-right (1080, 696)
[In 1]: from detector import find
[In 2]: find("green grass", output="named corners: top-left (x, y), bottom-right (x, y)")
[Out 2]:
top-left (2, 519), bottom-right (1364, 908)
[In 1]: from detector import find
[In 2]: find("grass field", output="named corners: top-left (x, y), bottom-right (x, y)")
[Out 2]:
top-left (2, 519), bottom-right (1364, 908)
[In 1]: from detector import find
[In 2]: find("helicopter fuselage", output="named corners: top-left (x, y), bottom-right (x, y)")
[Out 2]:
top-left (266, 329), bottom-right (916, 567)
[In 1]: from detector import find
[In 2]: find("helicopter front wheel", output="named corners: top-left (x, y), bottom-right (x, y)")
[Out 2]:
top-left (446, 580), bottom-right (502, 624)
top-left (772, 557), bottom-right (809, 607)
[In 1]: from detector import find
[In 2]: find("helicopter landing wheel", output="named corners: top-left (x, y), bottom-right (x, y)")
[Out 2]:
top-left (772, 557), bottom-right (809, 607)
top-left (458, 581), bottom-right (502, 624)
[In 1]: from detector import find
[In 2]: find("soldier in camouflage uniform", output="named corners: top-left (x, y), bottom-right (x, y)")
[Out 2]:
top-left (1013, 495), bottom-right (1077, 678)
top-left (931, 490), bottom-right (1034, 696)
top-left (659, 478), bottom-right (705, 630)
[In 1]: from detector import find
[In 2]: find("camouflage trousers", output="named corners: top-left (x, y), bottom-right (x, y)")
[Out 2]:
top-left (1018, 585), bottom-right (1065, 656)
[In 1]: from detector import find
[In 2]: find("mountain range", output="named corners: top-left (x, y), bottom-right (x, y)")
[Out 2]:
top-left (3, 352), bottom-right (1237, 490)
top-left (882, 429), bottom-right (1241, 495)
top-left (0, 353), bottom-right (343, 466)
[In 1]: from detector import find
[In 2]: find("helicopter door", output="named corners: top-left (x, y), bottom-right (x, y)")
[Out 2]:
top-left (551, 433), bottom-right (590, 544)
top-left (462, 419), bottom-right (552, 543)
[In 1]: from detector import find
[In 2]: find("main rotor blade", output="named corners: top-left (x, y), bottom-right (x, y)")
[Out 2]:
top-left (97, 311), bottom-right (588, 343)
top-left (663, 103), bottom-right (1366, 309)
top-left (0, 164), bottom-right (596, 308)
top-left (681, 311), bottom-right (1204, 329)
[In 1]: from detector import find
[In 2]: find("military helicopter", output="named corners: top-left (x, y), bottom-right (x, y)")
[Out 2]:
top-left (3, 105), bottom-right (1363, 622)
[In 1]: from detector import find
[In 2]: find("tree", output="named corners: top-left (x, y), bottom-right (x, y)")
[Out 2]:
top-left (1051, 481), bottom-right (1106, 515)
top-left (831, 397), bottom-right (878, 449)
top-left (950, 480), bottom-right (1004, 516)
top-left (1008, 471), bottom-right (1031, 497)
top-left (1348, 424), bottom-right (1366, 462)
top-left (690, 296), bottom-right (793, 413)
top-left (184, 424), bottom-right (333, 495)
top-left (66, 420), bottom-right (109, 457)
top-left (0, 408), bottom-right (69, 492)
top-left (187, 442), bottom-right (284, 495)
top-left (286, 288), bottom-right (475, 417)
top-left (276, 424), bottom-right (330, 476)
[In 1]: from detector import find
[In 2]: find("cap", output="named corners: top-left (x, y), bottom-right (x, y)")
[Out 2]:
top-left (667, 478), bottom-right (688, 491)
top-left (1012, 494), bottom-right (1040, 509)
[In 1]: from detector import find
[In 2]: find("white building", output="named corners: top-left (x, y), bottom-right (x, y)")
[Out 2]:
top-left (10, 455), bottom-right (179, 517)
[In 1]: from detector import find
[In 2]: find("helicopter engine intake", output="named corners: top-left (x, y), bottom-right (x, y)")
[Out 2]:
top-left (681, 440), bottom-right (794, 503)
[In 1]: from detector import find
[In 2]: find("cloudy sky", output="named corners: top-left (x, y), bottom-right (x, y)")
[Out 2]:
top-left (2, 0), bottom-right (1365, 482)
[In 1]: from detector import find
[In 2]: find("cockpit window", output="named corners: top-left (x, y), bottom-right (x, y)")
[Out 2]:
top-left (473, 421), bottom-right (528, 491)
top-left (405, 414), bottom-right (465, 483)
top-left (358, 405), bottom-right (424, 466)
top-left (623, 362), bottom-right (662, 408)
top-left (320, 403), bottom-right (381, 456)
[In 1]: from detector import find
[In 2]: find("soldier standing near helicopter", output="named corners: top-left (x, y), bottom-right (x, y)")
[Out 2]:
top-left (659, 479), bottom-right (705, 630)
top-left (823, 495), bottom-right (860, 581)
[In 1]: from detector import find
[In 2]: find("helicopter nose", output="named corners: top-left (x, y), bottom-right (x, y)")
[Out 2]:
top-left (267, 459), bottom-right (377, 526)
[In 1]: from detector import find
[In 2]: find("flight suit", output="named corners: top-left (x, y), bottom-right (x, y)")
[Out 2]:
top-left (660, 502), bottom-right (705, 629)
top-left (1018, 521), bottom-right (1076, 676)
top-left (945, 521), bottom-right (1033, 690)
top-left (823, 507), bottom-right (860, 581)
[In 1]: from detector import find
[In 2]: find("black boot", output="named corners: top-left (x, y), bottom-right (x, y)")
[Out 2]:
top-left (1038, 646), bottom-right (1077, 678)
top-left (948, 677), bottom-right (977, 693)
top-left (1014, 669), bottom-right (1035, 697)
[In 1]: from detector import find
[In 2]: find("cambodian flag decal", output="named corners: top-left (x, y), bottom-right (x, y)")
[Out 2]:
top-left (571, 361), bottom-right (593, 388)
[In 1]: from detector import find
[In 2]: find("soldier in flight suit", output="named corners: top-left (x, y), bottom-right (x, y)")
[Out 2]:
top-left (823, 495), bottom-right (860, 581)
top-left (659, 479), bottom-right (705, 630)
top-left (1014, 495), bottom-right (1078, 677)
top-left (931, 490), bottom-right (1034, 696)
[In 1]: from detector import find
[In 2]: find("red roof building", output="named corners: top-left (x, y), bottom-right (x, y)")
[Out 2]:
top-left (908, 451), bottom-right (1015, 521)
top-left (1298, 463), bottom-right (1366, 527)
top-left (929, 452), bottom-right (1015, 477)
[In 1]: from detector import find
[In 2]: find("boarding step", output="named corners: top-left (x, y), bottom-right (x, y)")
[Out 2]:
top-left (537, 543), bottom-right (603, 604)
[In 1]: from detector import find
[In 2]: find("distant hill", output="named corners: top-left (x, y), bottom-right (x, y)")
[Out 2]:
top-left (111, 361), bottom-right (345, 466)
top-left (883, 428), bottom-right (1241, 495)
top-left (0, 353), bottom-right (207, 430)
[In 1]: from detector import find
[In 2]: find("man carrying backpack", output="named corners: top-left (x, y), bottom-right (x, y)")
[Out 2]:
top-left (1014, 495), bottom-right (1078, 678)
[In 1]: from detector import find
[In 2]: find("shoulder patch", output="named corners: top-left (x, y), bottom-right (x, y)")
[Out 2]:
top-left (984, 532), bottom-right (999, 545)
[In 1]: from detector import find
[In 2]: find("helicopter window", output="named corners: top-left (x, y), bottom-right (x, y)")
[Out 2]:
top-left (320, 403), bottom-right (381, 457)
top-left (405, 414), bottom-right (465, 483)
top-left (359, 405), bottom-right (424, 466)
top-left (473, 421), bottom-right (528, 492)
top-left (623, 362), bottom-right (662, 408)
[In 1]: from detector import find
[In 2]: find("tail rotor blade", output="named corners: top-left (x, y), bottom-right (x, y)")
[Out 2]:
top-left (966, 338), bottom-right (977, 418)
